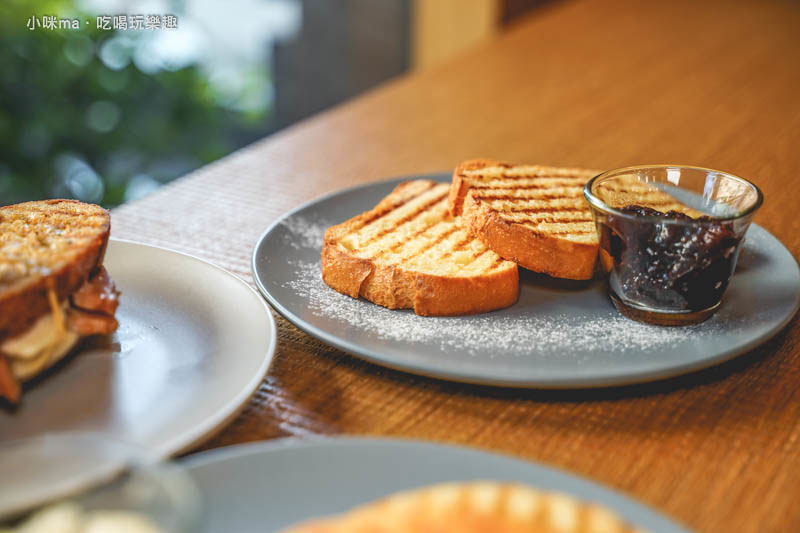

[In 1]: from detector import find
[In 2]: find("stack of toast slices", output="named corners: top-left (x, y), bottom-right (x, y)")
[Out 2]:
top-left (321, 159), bottom-right (602, 316)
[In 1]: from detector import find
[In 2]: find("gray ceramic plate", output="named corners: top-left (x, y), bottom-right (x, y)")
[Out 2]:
top-left (1, 240), bottom-right (277, 456)
top-left (252, 174), bottom-right (800, 388)
top-left (183, 437), bottom-right (691, 533)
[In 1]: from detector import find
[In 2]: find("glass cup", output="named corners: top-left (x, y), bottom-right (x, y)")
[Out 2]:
top-left (0, 433), bottom-right (201, 532)
top-left (584, 165), bottom-right (763, 325)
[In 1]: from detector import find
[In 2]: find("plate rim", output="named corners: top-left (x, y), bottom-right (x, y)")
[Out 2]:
top-left (251, 174), bottom-right (800, 388)
top-left (181, 436), bottom-right (691, 533)
top-left (104, 238), bottom-right (277, 457)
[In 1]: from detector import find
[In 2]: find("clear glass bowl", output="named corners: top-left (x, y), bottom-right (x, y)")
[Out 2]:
top-left (584, 165), bottom-right (763, 325)
top-left (0, 433), bottom-right (201, 532)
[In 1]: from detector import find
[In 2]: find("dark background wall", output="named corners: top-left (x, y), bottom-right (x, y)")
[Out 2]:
top-left (272, 0), bottom-right (410, 130)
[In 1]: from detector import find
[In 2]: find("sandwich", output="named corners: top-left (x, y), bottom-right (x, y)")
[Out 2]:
top-left (0, 200), bottom-right (119, 403)
top-left (322, 180), bottom-right (518, 316)
top-left (449, 159), bottom-right (601, 280)
top-left (282, 481), bottom-right (645, 533)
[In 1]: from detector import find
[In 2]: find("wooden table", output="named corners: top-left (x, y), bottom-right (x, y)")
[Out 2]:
top-left (112, 1), bottom-right (800, 531)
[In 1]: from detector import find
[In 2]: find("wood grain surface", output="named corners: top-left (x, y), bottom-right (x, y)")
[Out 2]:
top-left (111, 1), bottom-right (800, 531)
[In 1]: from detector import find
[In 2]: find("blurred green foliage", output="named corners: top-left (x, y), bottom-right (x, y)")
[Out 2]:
top-left (0, 0), bottom-right (271, 206)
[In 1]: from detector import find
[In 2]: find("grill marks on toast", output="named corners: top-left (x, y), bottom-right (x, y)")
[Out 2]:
top-left (537, 228), bottom-right (596, 237)
top-left (335, 183), bottom-right (510, 277)
top-left (346, 180), bottom-right (437, 234)
top-left (477, 193), bottom-right (582, 202)
top-left (397, 225), bottom-right (459, 266)
top-left (368, 189), bottom-right (448, 247)
top-left (374, 215), bottom-right (445, 260)
top-left (469, 178), bottom-right (586, 190)
top-left (340, 186), bottom-right (451, 261)
top-left (450, 160), bottom-right (603, 280)
top-left (405, 224), bottom-right (493, 275)
top-left (459, 167), bottom-right (598, 244)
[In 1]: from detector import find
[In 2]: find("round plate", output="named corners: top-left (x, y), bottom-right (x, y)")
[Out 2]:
top-left (183, 437), bottom-right (691, 532)
top-left (252, 174), bottom-right (800, 387)
top-left (1, 240), bottom-right (276, 456)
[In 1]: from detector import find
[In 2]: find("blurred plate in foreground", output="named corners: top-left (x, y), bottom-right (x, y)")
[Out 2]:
top-left (184, 437), bottom-right (691, 533)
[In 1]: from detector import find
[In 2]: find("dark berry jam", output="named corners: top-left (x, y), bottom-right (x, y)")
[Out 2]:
top-left (599, 205), bottom-right (741, 311)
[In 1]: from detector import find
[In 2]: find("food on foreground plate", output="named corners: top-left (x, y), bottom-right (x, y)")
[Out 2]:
top-left (449, 159), bottom-right (600, 280)
top-left (0, 503), bottom-right (163, 533)
top-left (322, 180), bottom-right (518, 316)
top-left (0, 200), bottom-right (119, 403)
top-left (282, 481), bottom-right (646, 533)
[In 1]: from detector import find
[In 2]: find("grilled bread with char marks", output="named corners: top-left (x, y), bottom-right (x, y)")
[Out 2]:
top-left (283, 481), bottom-right (645, 533)
top-left (449, 159), bottom-right (601, 280)
top-left (322, 180), bottom-right (518, 316)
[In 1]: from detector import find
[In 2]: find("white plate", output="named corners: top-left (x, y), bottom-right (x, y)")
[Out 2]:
top-left (183, 437), bottom-right (691, 532)
top-left (0, 240), bottom-right (276, 456)
top-left (252, 174), bottom-right (800, 387)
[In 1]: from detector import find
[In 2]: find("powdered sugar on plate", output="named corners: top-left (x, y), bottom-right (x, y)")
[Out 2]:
top-left (278, 215), bottom-right (328, 250)
top-left (284, 259), bottom-right (715, 358)
top-left (277, 215), bottom-right (730, 358)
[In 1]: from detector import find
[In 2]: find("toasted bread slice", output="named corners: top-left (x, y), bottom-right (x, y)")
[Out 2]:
top-left (322, 180), bottom-right (518, 316)
top-left (449, 159), bottom-right (601, 280)
top-left (282, 482), bottom-right (645, 533)
top-left (0, 200), bottom-right (110, 340)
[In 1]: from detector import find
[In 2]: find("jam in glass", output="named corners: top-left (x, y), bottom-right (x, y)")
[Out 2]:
top-left (600, 205), bottom-right (741, 316)
top-left (584, 165), bottom-right (763, 326)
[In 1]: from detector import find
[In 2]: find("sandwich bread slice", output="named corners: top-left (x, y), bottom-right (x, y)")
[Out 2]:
top-left (282, 481), bottom-right (645, 533)
top-left (449, 159), bottom-right (601, 280)
top-left (0, 200), bottom-right (119, 403)
top-left (322, 180), bottom-right (518, 316)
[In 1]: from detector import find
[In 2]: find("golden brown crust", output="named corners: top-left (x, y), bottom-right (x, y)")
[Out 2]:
top-left (0, 354), bottom-right (21, 404)
top-left (321, 237), bottom-right (374, 300)
top-left (412, 268), bottom-right (519, 316)
top-left (321, 180), bottom-right (519, 316)
top-left (0, 200), bottom-right (110, 340)
top-left (282, 481), bottom-right (645, 533)
top-left (449, 159), bottom-right (600, 280)
top-left (461, 192), bottom-right (598, 281)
